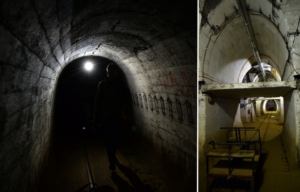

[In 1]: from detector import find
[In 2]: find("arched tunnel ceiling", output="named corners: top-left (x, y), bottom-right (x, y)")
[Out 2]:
top-left (0, 0), bottom-right (197, 137)
top-left (0, 1), bottom-right (197, 191)
top-left (199, 0), bottom-right (300, 84)
top-left (0, 0), bottom-right (197, 94)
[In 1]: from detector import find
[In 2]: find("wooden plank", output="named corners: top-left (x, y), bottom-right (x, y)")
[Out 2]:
top-left (244, 155), bottom-right (260, 162)
top-left (228, 137), bottom-right (260, 142)
top-left (207, 149), bottom-right (255, 158)
top-left (231, 169), bottom-right (253, 176)
top-left (209, 168), bottom-right (229, 175)
top-left (208, 158), bottom-right (260, 176)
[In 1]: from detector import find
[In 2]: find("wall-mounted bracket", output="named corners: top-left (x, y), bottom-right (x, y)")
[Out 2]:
top-left (199, 81), bottom-right (205, 90)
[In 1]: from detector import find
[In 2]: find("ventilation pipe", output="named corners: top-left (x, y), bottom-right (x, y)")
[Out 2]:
top-left (237, 0), bottom-right (267, 82)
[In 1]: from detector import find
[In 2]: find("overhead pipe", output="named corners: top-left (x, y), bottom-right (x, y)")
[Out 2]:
top-left (237, 0), bottom-right (267, 82)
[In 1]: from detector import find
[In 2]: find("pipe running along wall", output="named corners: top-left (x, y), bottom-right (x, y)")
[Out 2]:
top-left (198, 0), bottom-right (300, 186)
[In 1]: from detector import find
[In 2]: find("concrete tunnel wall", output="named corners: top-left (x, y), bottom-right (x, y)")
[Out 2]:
top-left (275, 99), bottom-right (281, 122)
top-left (198, 0), bottom-right (300, 169)
top-left (199, 0), bottom-right (289, 85)
top-left (0, 0), bottom-right (197, 191)
top-left (284, 91), bottom-right (300, 169)
top-left (255, 98), bottom-right (284, 123)
top-left (281, 0), bottom-right (300, 170)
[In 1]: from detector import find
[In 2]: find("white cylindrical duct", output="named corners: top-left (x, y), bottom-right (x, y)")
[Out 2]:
top-left (255, 100), bottom-right (263, 116)
top-left (276, 97), bottom-right (284, 123)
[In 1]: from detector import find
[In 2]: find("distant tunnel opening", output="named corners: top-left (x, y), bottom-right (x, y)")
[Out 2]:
top-left (44, 56), bottom-right (144, 191)
top-left (265, 100), bottom-right (277, 111)
top-left (52, 56), bottom-right (133, 140)
top-left (0, 0), bottom-right (197, 191)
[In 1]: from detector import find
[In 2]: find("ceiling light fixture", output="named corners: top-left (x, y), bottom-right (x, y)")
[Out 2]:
top-left (84, 62), bottom-right (93, 71)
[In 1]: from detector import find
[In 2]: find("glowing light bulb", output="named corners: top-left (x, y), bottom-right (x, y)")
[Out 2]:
top-left (84, 62), bottom-right (93, 71)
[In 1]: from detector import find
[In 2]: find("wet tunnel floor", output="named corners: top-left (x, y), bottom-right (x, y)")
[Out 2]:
top-left (242, 113), bottom-right (300, 192)
top-left (39, 132), bottom-right (171, 192)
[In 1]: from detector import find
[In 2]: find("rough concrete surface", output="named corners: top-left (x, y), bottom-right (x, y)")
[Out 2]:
top-left (202, 81), bottom-right (296, 99)
top-left (0, 0), bottom-right (197, 191)
top-left (39, 134), bottom-right (172, 192)
top-left (199, 1), bottom-right (300, 187)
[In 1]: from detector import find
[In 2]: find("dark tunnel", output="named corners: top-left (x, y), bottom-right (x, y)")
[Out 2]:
top-left (266, 100), bottom-right (277, 111)
top-left (0, 0), bottom-right (197, 191)
top-left (52, 56), bottom-right (131, 139)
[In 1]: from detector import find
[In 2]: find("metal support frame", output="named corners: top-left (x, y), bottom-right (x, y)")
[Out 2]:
top-left (237, 0), bottom-right (267, 82)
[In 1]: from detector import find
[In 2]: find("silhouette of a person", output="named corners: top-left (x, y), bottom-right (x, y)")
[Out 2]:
top-left (93, 63), bottom-right (125, 170)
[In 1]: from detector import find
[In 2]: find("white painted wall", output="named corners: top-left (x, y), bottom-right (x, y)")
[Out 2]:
top-left (283, 90), bottom-right (300, 169)
top-left (255, 100), bottom-right (263, 116)
top-left (199, 0), bottom-right (289, 85)
top-left (279, 97), bottom-right (284, 123)
top-left (275, 99), bottom-right (281, 121)
top-left (198, 0), bottom-right (300, 182)
top-left (263, 100), bottom-right (268, 114)
top-left (233, 103), bottom-right (243, 127)
top-left (198, 95), bottom-right (240, 162)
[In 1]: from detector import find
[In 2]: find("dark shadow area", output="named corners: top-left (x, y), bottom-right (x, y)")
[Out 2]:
top-left (76, 184), bottom-right (115, 192)
top-left (39, 56), bottom-right (134, 192)
top-left (266, 100), bottom-right (277, 111)
top-left (111, 172), bottom-right (137, 192)
top-left (207, 152), bottom-right (268, 192)
top-left (52, 56), bottom-right (132, 140)
top-left (209, 178), bottom-right (252, 191)
top-left (255, 151), bottom-right (268, 191)
top-left (117, 131), bottom-right (196, 192)
top-left (116, 163), bottom-right (152, 192)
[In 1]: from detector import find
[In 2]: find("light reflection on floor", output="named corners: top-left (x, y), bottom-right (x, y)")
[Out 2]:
top-left (243, 112), bottom-right (281, 143)
top-left (243, 113), bottom-right (300, 191)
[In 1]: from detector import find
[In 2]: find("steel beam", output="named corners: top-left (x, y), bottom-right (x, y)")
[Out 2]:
top-left (237, 0), bottom-right (267, 82)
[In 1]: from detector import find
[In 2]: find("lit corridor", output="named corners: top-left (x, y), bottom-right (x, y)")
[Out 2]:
top-left (243, 113), bottom-right (300, 192)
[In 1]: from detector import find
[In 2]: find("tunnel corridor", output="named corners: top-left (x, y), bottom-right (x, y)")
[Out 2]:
top-left (199, 0), bottom-right (300, 191)
top-left (39, 56), bottom-right (171, 192)
top-left (1, 0), bottom-right (300, 191)
top-left (0, 0), bottom-right (196, 191)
